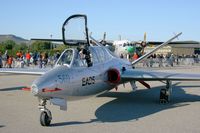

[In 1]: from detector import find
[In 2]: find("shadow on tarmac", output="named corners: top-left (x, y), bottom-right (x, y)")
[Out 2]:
top-left (51, 84), bottom-right (200, 127)
top-left (51, 119), bottom-right (98, 127)
top-left (0, 125), bottom-right (6, 128)
top-left (0, 86), bottom-right (26, 92)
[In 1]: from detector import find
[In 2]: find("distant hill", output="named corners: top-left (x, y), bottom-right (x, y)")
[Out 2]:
top-left (0, 34), bottom-right (29, 44)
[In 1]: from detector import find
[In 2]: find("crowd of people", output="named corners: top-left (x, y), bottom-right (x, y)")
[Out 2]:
top-left (120, 52), bottom-right (200, 68)
top-left (0, 50), bottom-right (61, 68)
top-left (138, 54), bottom-right (197, 67)
top-left (0, 50), bottom-right (200, 69)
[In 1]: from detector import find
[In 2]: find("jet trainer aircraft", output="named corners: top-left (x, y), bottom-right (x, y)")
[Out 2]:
top-left (1, 14), bottom-right (200, 126)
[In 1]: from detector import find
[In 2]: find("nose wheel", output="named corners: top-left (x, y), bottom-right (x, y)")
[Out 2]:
top-left (40, 111), bottom-right (51, 126)
top-left (38, 99), bottom-right (52, 126)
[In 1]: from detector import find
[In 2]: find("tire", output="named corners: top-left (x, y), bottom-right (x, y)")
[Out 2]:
top-left (40, 111), bottom-right (51, 126)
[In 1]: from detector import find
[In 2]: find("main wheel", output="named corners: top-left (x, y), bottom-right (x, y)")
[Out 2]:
top-left (159, 89), bottom-right (169, 104)
top-left (40, 111), bottom-right (51, 126)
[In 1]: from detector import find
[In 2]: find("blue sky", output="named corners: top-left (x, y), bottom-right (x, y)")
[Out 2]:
top-left (0, 0), bottom-right (200, 41)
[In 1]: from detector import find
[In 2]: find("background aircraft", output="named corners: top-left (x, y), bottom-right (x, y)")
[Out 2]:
top-left (105, 32), bottom-right (200, 59)
top-left (1, 14), bottom-right (200, 127)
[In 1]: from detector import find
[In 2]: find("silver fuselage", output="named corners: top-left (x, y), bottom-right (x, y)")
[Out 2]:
top-left (31, 46), bottom-right (132, 101)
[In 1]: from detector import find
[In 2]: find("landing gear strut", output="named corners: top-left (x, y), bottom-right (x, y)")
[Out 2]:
top-left (160, 80), bottom-right (172, 104)
top-left (38, 99), bottom-right (52, 126)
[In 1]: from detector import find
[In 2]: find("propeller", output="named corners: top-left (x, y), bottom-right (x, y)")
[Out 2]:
top-left (103, 32), bottom-right (106, 43)
top-left (99, 32), bottom-right (113, 46)
top-left (99, 32), bottom-right (107, 45)
top-left (141, 32), bottom-right (147, 47)
top-left (135, 32), bottom-right (147, 55)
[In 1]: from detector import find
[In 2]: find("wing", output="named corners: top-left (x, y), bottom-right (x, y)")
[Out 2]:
top-left (31, 38), bottom-right (87, 46)
top-left (0, 68), bottom-right (50, 75)
top-left (121, 69), bottom-right (200, 81)
top-left (148, 40), bottom-right (199, 45)
top-left (31, 38), bottom-right (63, 42)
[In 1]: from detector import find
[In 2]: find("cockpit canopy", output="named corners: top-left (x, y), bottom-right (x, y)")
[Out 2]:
top-left (55, 46), bottom-right (113, 68)
top-left (62, 14), bottom-right (89, 47)
top-left (55, 14), bottom-right (115, 68)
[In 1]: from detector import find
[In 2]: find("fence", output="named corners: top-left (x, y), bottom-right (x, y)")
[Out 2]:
top-left (135, 57), bottom-right (200, 68)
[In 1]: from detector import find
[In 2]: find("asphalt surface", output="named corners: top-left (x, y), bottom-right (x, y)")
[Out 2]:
top-left (0, 66), bottom-right (200, 133)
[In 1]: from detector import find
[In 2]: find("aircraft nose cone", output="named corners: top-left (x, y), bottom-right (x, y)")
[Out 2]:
top-left (31, 84), bottom-right (39, 95)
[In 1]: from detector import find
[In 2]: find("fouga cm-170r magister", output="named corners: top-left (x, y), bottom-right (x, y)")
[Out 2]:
top-left (1, 14), bottom-right (200, 126)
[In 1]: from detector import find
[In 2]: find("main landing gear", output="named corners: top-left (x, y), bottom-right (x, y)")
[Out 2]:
top-left (160, 80), bottom-right (172, 104)
top-left (38, 99), bottom-right (52, 126)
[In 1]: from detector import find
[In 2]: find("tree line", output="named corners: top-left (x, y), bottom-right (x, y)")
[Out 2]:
top-left (0, 40), bottom-right (69, 56)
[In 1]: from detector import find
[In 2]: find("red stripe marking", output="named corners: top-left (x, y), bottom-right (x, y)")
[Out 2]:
top-left (42, 88), bottom-right (63, 92)
top-left (21, 87), bottom-right (31, 91)
top-left (138, 80), bottom-right (151, 89)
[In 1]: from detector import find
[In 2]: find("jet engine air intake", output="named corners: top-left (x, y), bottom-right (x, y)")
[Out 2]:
top-left (107, 68), bottom-right (121, 84)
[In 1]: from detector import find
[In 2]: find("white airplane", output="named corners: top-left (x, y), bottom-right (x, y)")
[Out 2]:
top-left (112, 33), bottom-right (148, 57)
top-left (100, 32), bottom-right (136, 57)
top-left (113, 32), bottom-right (200, 58)
top-left (113, 40), bottom-right (133, 56)
top-left (1, 14), bottom-right (200, 127)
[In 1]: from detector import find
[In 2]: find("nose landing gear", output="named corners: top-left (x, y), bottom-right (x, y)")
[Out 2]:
top-left (38, 99), bottom-right (52, 126)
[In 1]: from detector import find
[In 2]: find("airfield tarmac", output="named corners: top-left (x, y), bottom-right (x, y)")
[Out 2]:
top-left (0, 66), bottom-right (200, 133)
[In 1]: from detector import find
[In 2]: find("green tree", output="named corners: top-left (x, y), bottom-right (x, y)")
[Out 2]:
top-left (19, 43), bottom-right (28, 51)
top-left (31, 41), bottom-right (51, 51)
top-left (54, 44), bottom-right (69, 51)
top-left (0, 42), bottom-right (6, 52)
top-left (3, 40), bottom-right (16, 50)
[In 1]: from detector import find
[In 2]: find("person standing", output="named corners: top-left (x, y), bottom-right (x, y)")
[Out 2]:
top-left (7, 55), bottom-right (13, 68)
top-left (2, 50), bottom-right (8, 68)
top-left (16, 50), bottom-right (23, 59)
top-left (33, 51), bottom-right (38, 66)
top-left (42, 52), bottom-right (48, 68)
top-left (26, 51), bottom-right (31, 67)
top-left (158, 54), bottom-right (163, 67)
top-left (133, 52), bottom-right (138, 61)
top-left (38, 54), bottom-right (43, 68)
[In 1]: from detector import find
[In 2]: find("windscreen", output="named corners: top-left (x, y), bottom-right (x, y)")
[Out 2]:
top-left (57, 49), bottom-right (74, 66)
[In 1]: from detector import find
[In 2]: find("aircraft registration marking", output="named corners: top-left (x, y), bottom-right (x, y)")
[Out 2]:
top-left (82, 76), bottom-right (95, 86)
top-left (57, 74), bottom-right (70, 84)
